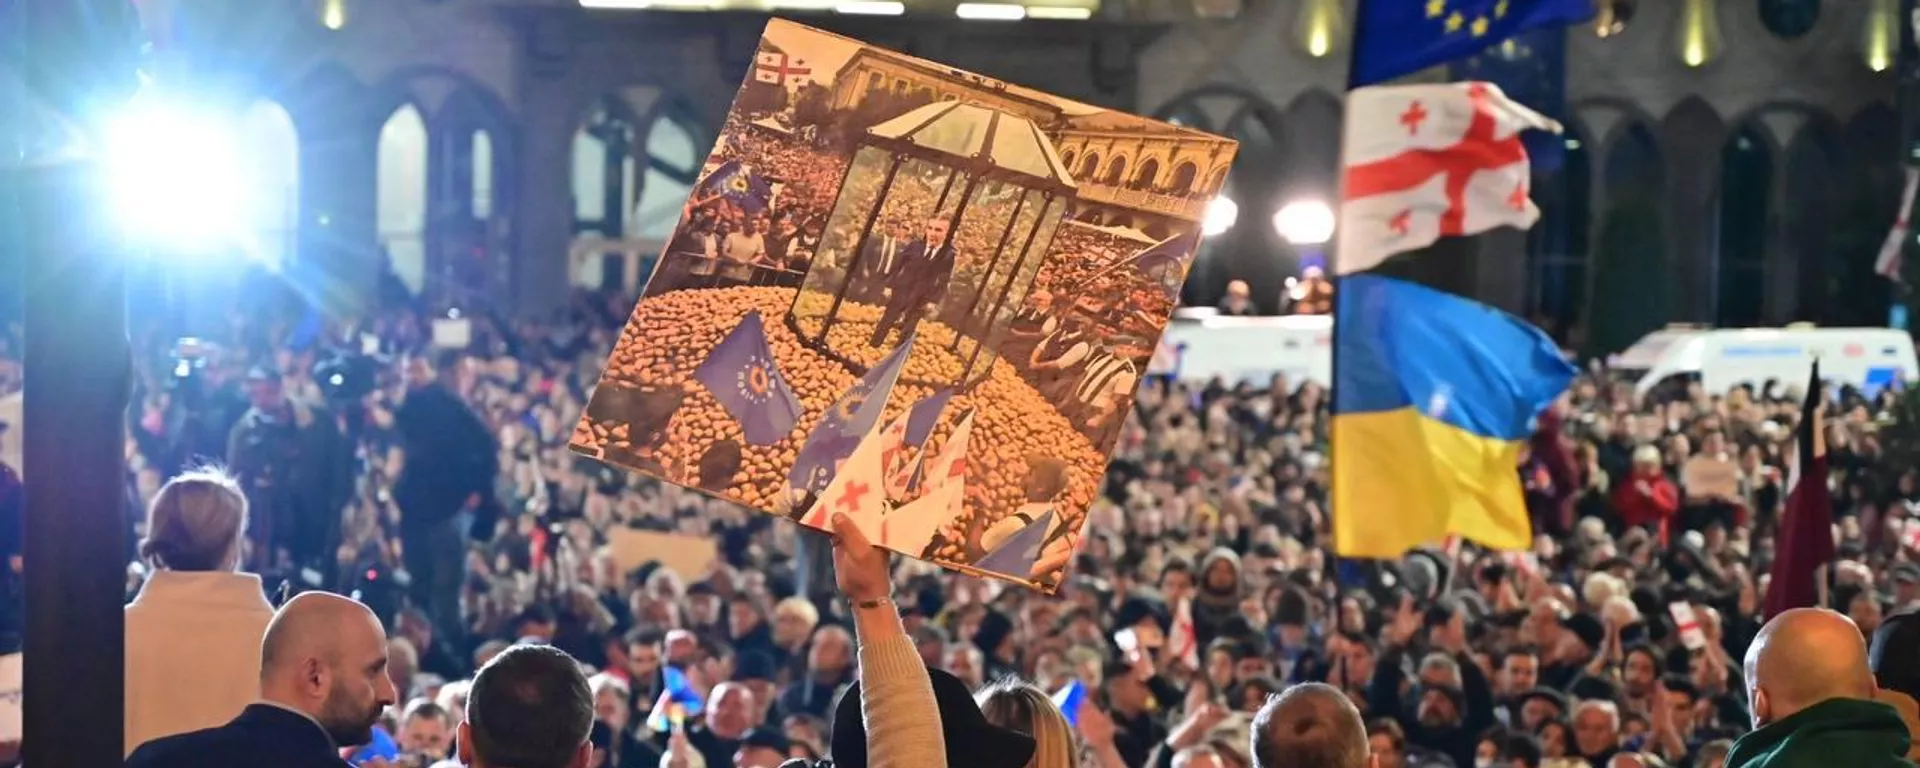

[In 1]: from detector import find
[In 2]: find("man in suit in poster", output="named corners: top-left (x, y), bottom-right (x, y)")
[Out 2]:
top-left (868, 215), bottom-right (956, 348)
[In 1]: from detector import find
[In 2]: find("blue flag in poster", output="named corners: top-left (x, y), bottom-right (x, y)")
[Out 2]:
top-left (974, 508), bottom-right (1053, 576)
top-left (788, 335), bottom-right (915, 495)
top-left (695, 310), bottom-right (803, 446)
top-left (1349, 0), bottom-right (1594, 88)
top-left (902, 388), bottom-right (953, 448)
top-left (702, 159), bottom-right (774, 214)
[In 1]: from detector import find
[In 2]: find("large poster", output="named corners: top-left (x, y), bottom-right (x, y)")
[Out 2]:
top-left (571, 19), bottom-right (1236, 591)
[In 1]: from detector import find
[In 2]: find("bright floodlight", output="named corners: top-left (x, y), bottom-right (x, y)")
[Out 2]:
top-left (106, 100), bottom-right (252, 250)
top-left (1202, 197), bottom-right (1239, 237)
top-left (1272, 199), bottom-right (1335, 245)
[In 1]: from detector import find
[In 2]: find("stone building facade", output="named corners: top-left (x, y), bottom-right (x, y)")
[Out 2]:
top-left (173, 0), bottom-right (1894, 351)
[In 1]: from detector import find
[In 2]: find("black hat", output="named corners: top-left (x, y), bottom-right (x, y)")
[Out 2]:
top-left (1518, 687), bottom-right (1568, 714)
top-left (830, 668), bottom-right (1035, 768)
top-left (1891, 563), bottom-right (1920, 586)
top-left (735, 650), bottom-right (779, 683)
top-left (1561, 613), bottom-right (1606, 651)
top-left (1870, 609), bottom-right (1920, 699)
top-left (742, 727), bottom-right (793, 754)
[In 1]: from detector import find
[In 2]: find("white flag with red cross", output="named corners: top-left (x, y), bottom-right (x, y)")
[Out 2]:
top-left (1875, 166), bottom-right (1918, 282)
top-left (878, 412), bottom-right (918, 503)
top-left (919, 411), bottom-right (975, 496)
top-left (1335, 82), bottom-right (1561, 275)
top-left (755, 51), bottom-right (813, 89)
top-left (800, 419), bottom-right (889, 539)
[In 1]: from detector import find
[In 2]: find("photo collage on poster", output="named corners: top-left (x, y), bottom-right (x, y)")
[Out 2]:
top-left (571, 19), bottom-right (1237, 591)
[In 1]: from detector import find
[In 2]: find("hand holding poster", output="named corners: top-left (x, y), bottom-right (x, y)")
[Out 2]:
top-left (1682, 455), bottom-right (1740, 503)
top-left (569, 20), bottom-right (1235, 591)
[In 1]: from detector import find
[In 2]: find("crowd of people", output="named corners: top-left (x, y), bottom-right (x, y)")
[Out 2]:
top-left (7, 258), bottom-right (1920, 768)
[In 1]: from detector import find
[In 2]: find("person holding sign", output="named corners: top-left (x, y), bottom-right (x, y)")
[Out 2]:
top-left (1612, 445), bottom-right (1680, 547)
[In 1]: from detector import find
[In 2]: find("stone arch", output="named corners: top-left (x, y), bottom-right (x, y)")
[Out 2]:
top-left (1780, 115), bottom-right (1843, 322)
top-left (1060, 148), bottom-right (1077, 172)
top-left (1078, 151), bottom-right (1102, 180)
top-left (1152, 85), bottom-right (1290, 309)
top-left (1529, 122), bottom-right (1593, 344)
top-left (1281, 89), bottom-right (1343, 201)
top-left (1663, 96), bottom-right (1726, 322)
top-left (1715, 120), bottom-right (1774, 327)
top-left (1204, 166), bottom-right (1229, 196)
top-left (375, 100), bottom-right (432, 294)
top-left (1825, 103), bottom-right (1903, 324)
top-left (1589, 121), bottom-right (1666, 355)
top-left (1131, 157), bottom-right (1161, 191)
top-left (1103, 154), bottom-right (1131, 187)
top-left (1168, 160), bottom-right (1199, 196)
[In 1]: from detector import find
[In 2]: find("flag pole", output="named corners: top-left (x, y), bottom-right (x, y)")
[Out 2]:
top-left (1327, 1), bottom-right (1371, 565)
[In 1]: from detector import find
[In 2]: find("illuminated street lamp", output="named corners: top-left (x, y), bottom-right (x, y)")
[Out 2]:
top-left (1202, 196), bottom-right (1238, 237)
top-left (1272, 199), bottom-right (1335, 246)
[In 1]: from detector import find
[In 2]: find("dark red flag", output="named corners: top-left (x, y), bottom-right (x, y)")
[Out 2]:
top-left (1763, 360), bottom-right (1834, 620)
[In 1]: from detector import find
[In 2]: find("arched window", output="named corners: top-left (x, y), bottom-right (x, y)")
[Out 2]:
top-left (1757, 0), bottom-right (1819, 38)
top-left (1131, 158), bottom-right (1160, 191)
top-left (1168, 161), bottom-right (1198, 196)
top-left (238, 99), bottom-right (299, 270)
top-left (1102, 156), bottom-right (1129, 186)
top-left (471, 130), bottom-right (494, 219)
top-left (1529, 134), bottom-right (1590, 339)
top-left (1078, 152), bottom-right (1101, 179)
top-left (377, 103), bottom-right (428, 294)
top-left (1060, 149), bottom-right (1077, 170)
top-left (572, 99), bottom-right (638, 237)
top-left (1716, 126), bottom-right (1771, 327)
top-left (634, 112), bottom-right (701, 239)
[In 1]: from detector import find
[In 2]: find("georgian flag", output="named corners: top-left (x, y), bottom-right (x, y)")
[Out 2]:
top-left (1336, 82), bottom-right (1560, 275)
top-left (1874, 166), bottom-right (1918, 282)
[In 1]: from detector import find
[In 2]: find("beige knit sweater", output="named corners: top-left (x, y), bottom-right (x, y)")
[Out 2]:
top-left (855, 609), bottom-right (949, 768)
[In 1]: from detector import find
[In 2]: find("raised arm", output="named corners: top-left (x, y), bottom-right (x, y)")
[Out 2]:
top-left (833, 514), bottom-right (948, 768)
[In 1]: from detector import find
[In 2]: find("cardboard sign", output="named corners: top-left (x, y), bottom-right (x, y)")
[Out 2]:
top-left (607, 529), bottom-right (719, 583)
top-left (1682, 456), bottom-right (1739, 503)
top-left (0, 653), bottom-right (19, 742)
top-left (1669, 602), bottom-right (1706, 651)
top-left (570, 19), bottom-right (1234, 592)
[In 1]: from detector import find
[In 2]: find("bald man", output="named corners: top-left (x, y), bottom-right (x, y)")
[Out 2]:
top-left (1252, 682), bottom-right (1373, 768)
top-left (128, 592), bottom-right (400, 768)
top-left (1724, 608), bottom-right (1915, 768)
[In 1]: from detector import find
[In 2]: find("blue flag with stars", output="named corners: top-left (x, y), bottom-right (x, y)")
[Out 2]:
top-left (701, 159), bottom-right (774, 214)
top-left (1350, 0), bottom-right (1594, 87)
top-left (787, 333), bottom-right (915, 495)
top-left (695, 310), bottom-right (802, 446)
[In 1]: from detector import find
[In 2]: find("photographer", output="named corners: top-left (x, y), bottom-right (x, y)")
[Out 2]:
top-left (226, 365), bottom-right (353, 578)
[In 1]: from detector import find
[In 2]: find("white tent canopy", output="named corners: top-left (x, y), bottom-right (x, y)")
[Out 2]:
top-left (869, 102), bottom-right (1078, 190)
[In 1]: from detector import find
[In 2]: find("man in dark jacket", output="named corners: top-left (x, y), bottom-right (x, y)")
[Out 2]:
top-left (227, 367), bottom-right (352, 580)
top-left (1727, 608), bottom-right (1916, 768)
top-left (395, 351), bottom-right (498, 643)
top-left (127, 592), bottom-right (397, 768)
top-left (867, 215), bottom-right (955, 348)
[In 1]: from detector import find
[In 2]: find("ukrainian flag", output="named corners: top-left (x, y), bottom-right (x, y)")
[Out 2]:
top-left (1331, 273), bottom-right (1576, 559)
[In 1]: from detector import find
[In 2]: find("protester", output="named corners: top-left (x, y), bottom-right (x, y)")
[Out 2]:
top-left (21, 270), bottom-right (1908, 768)
top-left (1252, 682), bottom-right (1369, 768)
top-left (1725, 608), bottom-right (1913, 768)
top-left (1868, 610), bottom-right (1920, 760)
top-left (458, 644), bottom-right (597, 768)
top-left (123, 468), bottom-right (276, 756)
top-left (126, 591), bottom-right (398, 767)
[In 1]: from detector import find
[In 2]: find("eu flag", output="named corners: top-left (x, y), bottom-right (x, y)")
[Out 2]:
top-left (1330, 274), bottom-right (1575, 559)
top-left (695, 310), bottom-right (802, 446)
top-left (1350, 0), bottom-right (1595, 87)
top-left (788, 334), bottom-right (914, 494)
top-left (701, 159), bottom-right (774, 214)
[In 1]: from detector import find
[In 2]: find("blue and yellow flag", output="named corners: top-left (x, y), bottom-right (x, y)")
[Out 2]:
top-left (1330, 273), bottom-right (1576, 559)
top-left (1350, 0), bottom-right (1595, 87)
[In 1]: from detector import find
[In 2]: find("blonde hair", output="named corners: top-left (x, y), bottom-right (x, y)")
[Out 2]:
top-left (976, 681), bottom-right (1081, 768)
top-left (138, 468), bottom-right (248, 572)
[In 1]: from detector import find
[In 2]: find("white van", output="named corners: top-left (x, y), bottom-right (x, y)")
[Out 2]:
top-left (1610, 325), bottom-right (1917, 401)
top-left (1155, 313), bottom-right (1332, 388)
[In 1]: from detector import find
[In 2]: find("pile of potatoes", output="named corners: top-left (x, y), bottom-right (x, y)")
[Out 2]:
top-left (572, 286), bottom-right (1108, 578)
